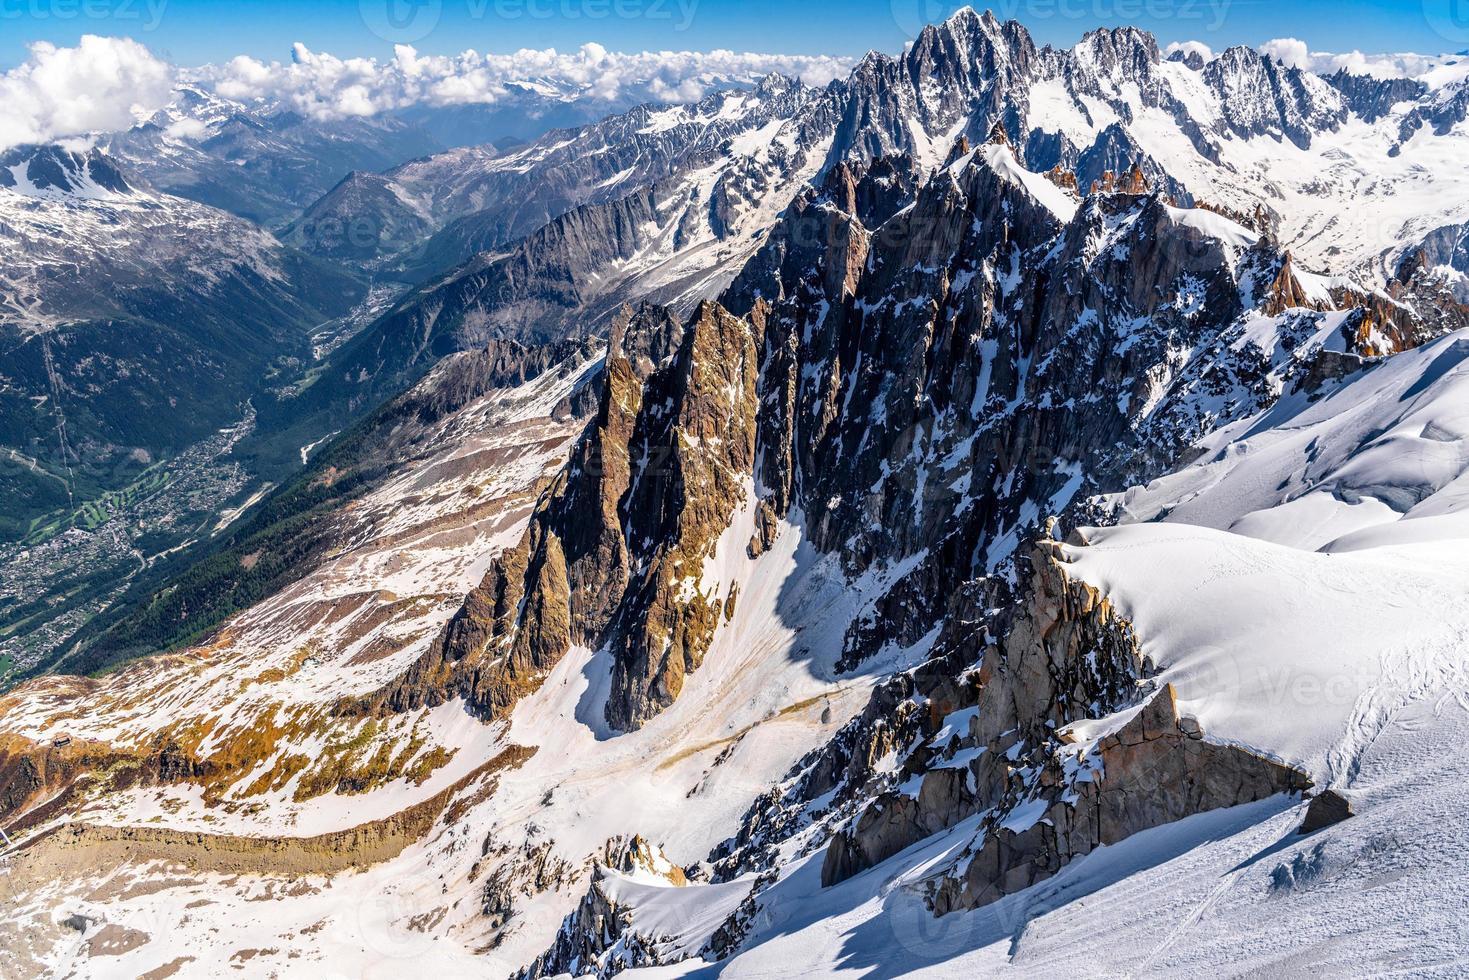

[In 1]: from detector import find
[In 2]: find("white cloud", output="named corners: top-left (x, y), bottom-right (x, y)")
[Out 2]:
top-left (195, 43), bottom-right (853, 122)
top-left (1260, 37), bottom-right (1456, 81)
top-left (1310, 50), bottom-right (1451, 80)
top-left (2, 30), bottom-right (1456, 154)
top-left (164, 117), bottom-right (210, 141)
top-left (0, 35), bottom-right (851, 149)
top-left (1260, 37), bottom-right (1311, 70)
top-left (0, 36), bottom-right (174, 151)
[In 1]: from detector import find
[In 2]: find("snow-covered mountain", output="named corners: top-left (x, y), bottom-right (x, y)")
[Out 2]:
top-left (2, 9), bottom-right (1469, 979)
top-left (94, 83), bottom-right (687, 230)
top-left (284, 8), bottom-right (1469, 289)
top-left (268, 7), bottom-right (1469, 442)
top-left (97, 58), bottom-right (854, 231)
top-left (1, 144), bottom-right (303, 328)
top-left (101, 86), bottom-right (451, 227)
top-left (282, 74), bottom-right (834, 275)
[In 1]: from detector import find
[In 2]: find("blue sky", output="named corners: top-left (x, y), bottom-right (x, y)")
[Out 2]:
top-left (2, 0), bottom-right (1467, 69)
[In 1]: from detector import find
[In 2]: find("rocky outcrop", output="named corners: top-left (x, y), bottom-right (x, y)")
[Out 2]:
top-left (1298, 788), bottom-right (1354, 833)
top-left (815, 540), bottom-right (1311, 911)
top-left (931, 680), bottom-right (1310, 912)
top-left (345, 305), bottom-right (673, 722)
top-left (478, 832), bottom-right (582, 946)
top-left (2, 744), bottom-right (533, 878)
top-left (1256, 250), bottom-right (1324, 316)
top-left (603, 300), bottom-right (761, 729)
top-left (516, 871), bottom-right (666, 980)
top-left (516, 835), bottom-right (691, 979)
top-left (352, 300), bottom-right (760, 731)
top-left (0, 733), bottom-right (217, 833)
top-left (671, 532), bottom-right (1312, 968)
top-left (820, 536), bottom-right (1143, 887)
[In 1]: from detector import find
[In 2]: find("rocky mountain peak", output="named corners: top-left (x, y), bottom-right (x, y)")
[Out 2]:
top-left (0, 145), bottom-right (133, 197)
top-left (1075, 25), bottom-right (1162, 74)
top-left (1203, 44), bottom-right (1346, 147)
top-left (753, 72), bottom-right (801, 98)
top-left (1324, 68), bottom-right (1428, 122)
top-left (1167, 46), bottom-right (1208, 70)
top-left (608, 301), bottom-right (686, 377)
top-left (1088, 162), bottom-right (1149, 196)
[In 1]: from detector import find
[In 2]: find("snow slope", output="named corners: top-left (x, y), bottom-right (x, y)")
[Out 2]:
top-left (1105, 331), bottom-right (1469, 551)
top-left (621, 695), bottom-right (1469, 977)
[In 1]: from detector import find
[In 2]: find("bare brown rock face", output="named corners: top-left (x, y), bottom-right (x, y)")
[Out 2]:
top-left (1088, 164), bottom-right (1149, 195)
top-left (603, 300), bottom-right (761, 730)
top-left (344, 304), bottom-right (676, 722)
top-left (1298, 788), bottom-right (1354, 834)
top-left (1257, 250), bottom-right (1322, 316)
top-left (931, 681), bottom-right (1310, 912)
top-left (0, 735), bottom-right (211, 834)
top-left (1044, 165), bottom-right (1079, 193)
top-left (353, 299), bottom-right (759, 731)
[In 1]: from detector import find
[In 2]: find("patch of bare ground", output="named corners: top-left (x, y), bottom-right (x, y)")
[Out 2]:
top-left (228, 946), bottom-right (279, 966)
top-left (140, 956), bottom-right (196, 979)
top-left (4, 745), bottom-right (534, 881)
top-left (87, 922), bottom-right (150, 957)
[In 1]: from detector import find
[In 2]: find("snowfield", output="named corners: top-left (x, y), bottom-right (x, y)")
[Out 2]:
top-left (621, 698), bottom-right (1469, 977)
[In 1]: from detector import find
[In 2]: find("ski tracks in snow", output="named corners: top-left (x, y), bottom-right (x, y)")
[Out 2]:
top-left (1327, 622), bottom-right (1469, 789)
